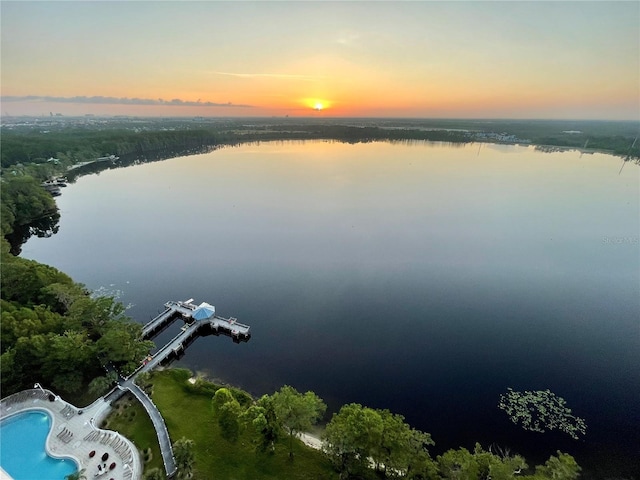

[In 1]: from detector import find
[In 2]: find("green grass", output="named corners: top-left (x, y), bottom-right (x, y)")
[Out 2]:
top-left (107, 368), bottom-right (338, 480)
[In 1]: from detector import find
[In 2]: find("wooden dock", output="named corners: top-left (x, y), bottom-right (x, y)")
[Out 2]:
top-left (133, 300), bottom-right (250, 379)
top-left (141, 299), bottom-right (250, 341)
top-left (114, 298), bottom-right (251, 479)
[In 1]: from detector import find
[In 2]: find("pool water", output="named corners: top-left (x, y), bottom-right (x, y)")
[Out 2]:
top-left (0, 411), bottom-right (78, 480)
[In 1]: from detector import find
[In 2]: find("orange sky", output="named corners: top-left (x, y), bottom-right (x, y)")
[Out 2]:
top-left (1, 2), bottom-right (638, 119)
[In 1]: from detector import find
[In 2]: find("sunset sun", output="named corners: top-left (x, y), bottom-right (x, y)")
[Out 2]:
top-left (303, 98), bottom-right (331, 112)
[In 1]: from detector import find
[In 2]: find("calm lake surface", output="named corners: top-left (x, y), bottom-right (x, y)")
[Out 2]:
top-left (23, 140), bottom-right (639, 477)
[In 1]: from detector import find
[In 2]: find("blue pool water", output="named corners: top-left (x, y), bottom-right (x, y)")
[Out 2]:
top-left (0, 411), bottom-right (78, 480)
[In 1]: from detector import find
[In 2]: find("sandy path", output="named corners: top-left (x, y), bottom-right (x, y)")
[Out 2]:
top-left (298, 432), bottom-right (323, 450)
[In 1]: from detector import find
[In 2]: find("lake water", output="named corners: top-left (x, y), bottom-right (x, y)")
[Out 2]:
top-left (22, 140), bottom-right (639, 477)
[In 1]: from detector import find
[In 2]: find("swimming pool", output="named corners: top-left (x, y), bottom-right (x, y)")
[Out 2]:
top-left (0, 410), bottom-right (78, 480)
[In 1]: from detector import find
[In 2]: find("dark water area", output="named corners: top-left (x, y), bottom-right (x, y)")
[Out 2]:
top-left (6, 211), bottom-right (60, 255)
top-left (22, 140), bottom-right (640, 478)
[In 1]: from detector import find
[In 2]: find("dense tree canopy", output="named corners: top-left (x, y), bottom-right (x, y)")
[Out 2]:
top-left (320, 401), bottom-right (584, 480)
top-left (0, 236), bottom-right (153, 397)
top-left (323, 403), bottom-right (436, 479)
top-left (529, 451), bottom-right (581, 480)
top-left (436, 444), bottom-right (529, 480)
top-left (0, 128), bottom-right (219, 169)
top-left (0, 176), bottom-right (58, 236)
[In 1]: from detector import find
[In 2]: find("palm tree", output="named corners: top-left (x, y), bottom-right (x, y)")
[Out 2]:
top-left (143, 467), bottom-right (165, 480)
top-left (172, 437), bottom-right (195, 479)
top-left (65, 469), bottom-right (87, 480)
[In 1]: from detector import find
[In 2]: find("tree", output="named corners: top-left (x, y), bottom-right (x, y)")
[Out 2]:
top-left (531, 451), bottom-right (581, 480)
top-left (436, 444), bottom-right (532, 480)
top-left (472, 444), bottom-right (527, 480)
top-left (0, 176), bottom-right (57, 236)
top-left (41, 282), bottom-right (86, 314)
top-left (405, 428), bottom-right (438, 480)
top-left (88, 370), bottom-right (118, 396)
top-left (1, 333), bottom-right (49, 393)
top-left (172, 437), bottom-right (195, 480)
top-left (67, 295), bottom-right (128, 339)
top-left (136, 371), bottom-right (153, 395)
top-left (437, 447), bottom-right (479, 480)
top-left (42, 330), bottom-right (95, 393)
top-left (1, 300), bottom-right (64, 352)
top-left (95, 318), bottom-right (154, 374)
top-left (211, 387), bottom-right (235, 413)
top-left (270, 385), bottom-right (326, 458)
top-left (243, 394), bottom-right (281, 453)
top-left (323, 403), bottom-right (384, 478)
top-left (65, 469), bottom-right (87, 480)
top-left (212, 387), bottom-right (243, 442)
top-left (374, 409), bottom-right (434, 476)
top-left (219, 400), bottom-right (243, 443)
top-left (1, 246), bottom-right (75, 307)
top-left (143, 467), bottom-right (165, 480)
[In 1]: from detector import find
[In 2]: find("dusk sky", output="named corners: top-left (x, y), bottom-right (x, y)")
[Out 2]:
top-left (1, 1), bottom-right (638, 119)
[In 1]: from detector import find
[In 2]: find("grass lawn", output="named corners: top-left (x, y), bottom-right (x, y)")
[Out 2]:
top-left (107, 368), bottom-right (339, 480)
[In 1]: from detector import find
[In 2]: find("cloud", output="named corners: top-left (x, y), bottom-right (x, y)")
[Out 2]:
top-left (336, 31), bottom-right (361, 47)
top-left (0, 95), bottom-right (254, 108)
top-left (212, 71), bottom-right (323, 81)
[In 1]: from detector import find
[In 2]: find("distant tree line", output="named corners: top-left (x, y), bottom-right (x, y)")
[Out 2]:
top-left (0, 129), bottom-right (220, 169)
top-left (532, 134), bottom-right (639, 158)
top-left (2, 121), bottom-right (637, 182)
top-left (0, 124), bottom-right (474, 173)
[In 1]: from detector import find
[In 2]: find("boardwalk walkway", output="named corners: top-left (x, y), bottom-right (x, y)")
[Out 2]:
top-left (141, 301), bottom-right (194, 339)
top-left (132, 314), bottom-right (250, 381)
top-left (117, 299), bottom-right (250, 479)
top-left (121, 380), bottom-right (177, 477)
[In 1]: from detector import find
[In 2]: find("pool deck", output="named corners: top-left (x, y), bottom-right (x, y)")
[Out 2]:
top-left (0, 389), bottom-right (142, 480)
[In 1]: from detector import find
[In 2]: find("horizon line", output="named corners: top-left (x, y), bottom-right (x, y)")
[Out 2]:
top-left (1, 113), bottom-right (638, 123)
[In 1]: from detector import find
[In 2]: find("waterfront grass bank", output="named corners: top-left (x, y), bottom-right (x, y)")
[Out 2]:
top-left (107, 368), bottom-right (338, 479)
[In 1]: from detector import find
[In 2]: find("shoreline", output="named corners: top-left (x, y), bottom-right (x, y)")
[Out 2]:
top-left (188, 373), bottom-right (325, 450)
top-left (298, 432), bottom-right (323, 450)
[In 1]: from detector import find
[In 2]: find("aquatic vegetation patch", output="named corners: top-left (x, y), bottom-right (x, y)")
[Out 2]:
top-left (498, 388), bottom-right (587, 439)
top-left (91, 284), bottom-right (135, 309)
